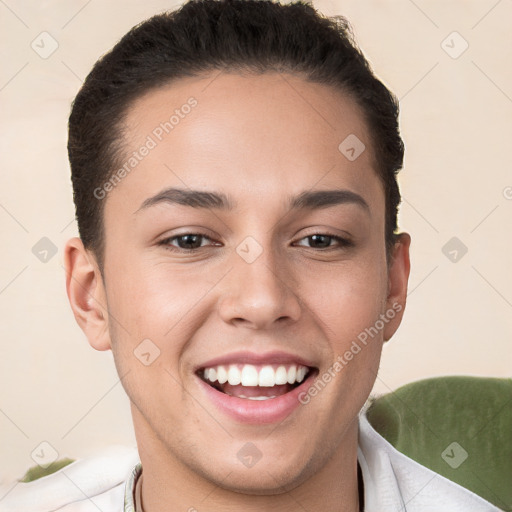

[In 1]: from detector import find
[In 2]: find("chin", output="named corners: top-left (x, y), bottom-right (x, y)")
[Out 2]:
top-left (195, 448), bottom-right (317, 495)
top-left (214, 466), bottom-right (308, 495)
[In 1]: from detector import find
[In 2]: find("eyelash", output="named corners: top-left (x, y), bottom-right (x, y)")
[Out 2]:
top-left (158, 232), bottom-right (354, 252)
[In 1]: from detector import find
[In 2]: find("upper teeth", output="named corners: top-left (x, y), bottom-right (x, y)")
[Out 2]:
top-left (202, 364), bottom-right (309, 387)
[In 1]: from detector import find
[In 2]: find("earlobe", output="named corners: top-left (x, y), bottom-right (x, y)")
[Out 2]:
top-left (383, 233), bottom-right (411, 342)
top-left (63, 237), bottom-right (111, 351)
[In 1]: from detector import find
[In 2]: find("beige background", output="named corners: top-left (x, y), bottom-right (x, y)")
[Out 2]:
top-left (0, 0), bottom-right (511, 483)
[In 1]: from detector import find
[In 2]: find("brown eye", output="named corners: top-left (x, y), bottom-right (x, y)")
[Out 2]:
top-left (160, 233), bottom-right (216, 251)
top-left (307, 234), bottom-right (333, 249)
top-left (295, 233), bottom-right (353, 250)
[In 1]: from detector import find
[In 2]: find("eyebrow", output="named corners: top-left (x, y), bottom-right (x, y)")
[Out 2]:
top-left (136, 187), bottom-right (369, 214)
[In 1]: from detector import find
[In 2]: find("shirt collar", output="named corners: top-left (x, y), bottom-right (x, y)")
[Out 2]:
top-left (124, 461), bottom-right (142, 512)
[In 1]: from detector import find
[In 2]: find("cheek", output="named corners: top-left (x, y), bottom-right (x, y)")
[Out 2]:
top-left (106, 273), bottom-right (197, 423)
top-left (105, 263), bottom-right (215, 373)
top-left (303, 259), bottom-right (388, 349)
top-left (106, 258), bottom-right (189, 332)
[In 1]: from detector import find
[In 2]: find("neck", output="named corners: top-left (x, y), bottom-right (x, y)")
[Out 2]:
top-left (132, 405), bottom-right (361, 512)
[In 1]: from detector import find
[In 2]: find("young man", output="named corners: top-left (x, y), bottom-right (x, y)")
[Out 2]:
top-left (2, 0), bottom-right (504, 510)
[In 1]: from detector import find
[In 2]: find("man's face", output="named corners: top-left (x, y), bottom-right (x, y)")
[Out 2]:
top-left (89, 72), bottom-right (407, 492)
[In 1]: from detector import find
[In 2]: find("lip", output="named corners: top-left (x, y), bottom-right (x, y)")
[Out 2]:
top-left (195, 350), bottom-right (316, 371)
top-left (196, 367), bottom-right (318, 424)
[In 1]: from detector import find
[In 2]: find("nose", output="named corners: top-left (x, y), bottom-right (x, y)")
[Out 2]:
top-left (217, 245), bottom-right (302, 330)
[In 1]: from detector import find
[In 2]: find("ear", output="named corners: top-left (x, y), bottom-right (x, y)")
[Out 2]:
top-left (63, 237), bottom-right (111, 351)
top-left (383, 232), bottom-right (411, 342)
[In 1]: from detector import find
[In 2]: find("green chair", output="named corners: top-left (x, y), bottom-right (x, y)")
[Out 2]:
top-left (366, 376), bottom-right (512, 511)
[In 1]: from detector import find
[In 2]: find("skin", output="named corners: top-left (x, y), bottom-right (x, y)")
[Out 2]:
top-left (64, 71), bottom-right (411, 512)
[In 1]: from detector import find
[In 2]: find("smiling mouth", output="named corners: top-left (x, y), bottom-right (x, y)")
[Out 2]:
top-left (197, 363), bottom-right (317, 400)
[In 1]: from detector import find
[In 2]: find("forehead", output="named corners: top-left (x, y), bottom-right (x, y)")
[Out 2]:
top-left (106, 71), bottom-right (383, 219)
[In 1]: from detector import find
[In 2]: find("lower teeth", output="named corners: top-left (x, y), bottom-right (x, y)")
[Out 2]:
top-left (229, 394), bottom-right (277, 400)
